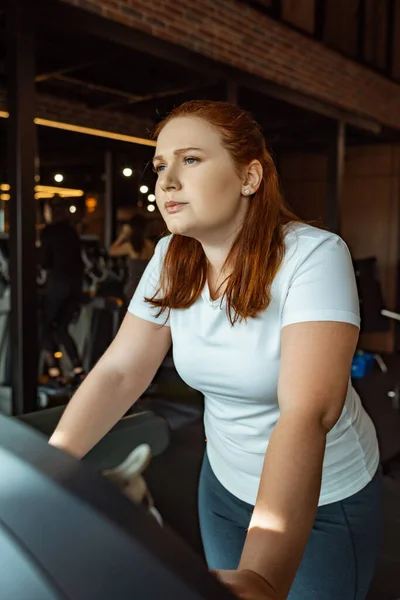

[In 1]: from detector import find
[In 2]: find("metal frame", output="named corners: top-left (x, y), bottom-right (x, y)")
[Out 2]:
top-left (104, 151), bottom-right (115, 249)
top-left (326, 121), bottom-right (346, 234)
top-left (6, 0), bottom-right (37, 415)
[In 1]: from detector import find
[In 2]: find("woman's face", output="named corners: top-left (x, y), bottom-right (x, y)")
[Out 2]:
top-left (153, 117), bottom-right (249, 244)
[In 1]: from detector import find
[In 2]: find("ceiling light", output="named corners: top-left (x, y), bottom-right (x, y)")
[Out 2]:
top-left (54, 174), bottom-right (64, 183)
top-left (148, 194), bottom-right (156, 202)
top-left (35, 185), bottom-right (84, 198)
top-left (147, 204), bottom-right (155, 213)
top-left (0, 113), bottom-right (156, 147)
top-left (140, 185), bottom-right (149, 194)
top-left (123, 167), bottom-right (133, 177)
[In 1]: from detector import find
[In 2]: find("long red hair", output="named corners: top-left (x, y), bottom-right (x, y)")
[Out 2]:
top-left (146, 100), bottom-right (302, 325)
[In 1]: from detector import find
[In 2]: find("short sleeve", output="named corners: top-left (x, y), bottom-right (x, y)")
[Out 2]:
top-left (281, 234), bottom-right (360, 329)
top-left (128, 235), bottom-right (171, 326)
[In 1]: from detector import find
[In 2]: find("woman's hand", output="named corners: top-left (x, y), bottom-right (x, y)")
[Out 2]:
top-left (122, 223), bottom-right (132, 236)
top-left (117, 224), bottom-right (131, 243)
top-left (213, 569), bottom-right (284, 600)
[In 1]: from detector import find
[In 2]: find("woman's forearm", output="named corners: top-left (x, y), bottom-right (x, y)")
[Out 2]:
top-left (239, 411), bottom-right (326, 598)
top-left (49, 358), bottom-right (153, 459)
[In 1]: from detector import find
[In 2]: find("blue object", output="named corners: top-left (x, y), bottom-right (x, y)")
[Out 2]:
top-left (351, 350), bottom-right (375, 379)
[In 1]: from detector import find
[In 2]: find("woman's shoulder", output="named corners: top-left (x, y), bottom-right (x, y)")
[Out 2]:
top-left (283, 222), bottom-right (346, 261)
top-left (154, 234), bottom-right (173, 254)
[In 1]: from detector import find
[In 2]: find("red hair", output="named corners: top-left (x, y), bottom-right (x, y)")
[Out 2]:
top-left (146, 100), bottom-right (302, 325)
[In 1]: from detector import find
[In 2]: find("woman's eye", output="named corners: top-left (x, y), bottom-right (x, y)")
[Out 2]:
top-left (184, 157), bottom-right (198, 166)
top-left (153, 164), bottom-right (166, 174)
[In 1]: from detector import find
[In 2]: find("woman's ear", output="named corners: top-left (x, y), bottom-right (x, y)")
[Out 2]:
top-left (241, 160), bottom-right (263, 196)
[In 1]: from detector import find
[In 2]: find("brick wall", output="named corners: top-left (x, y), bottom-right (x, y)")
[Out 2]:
top-left (0, 90), bottom-right (154, 139)
top-left (59, 0), bottom-right (400, 131)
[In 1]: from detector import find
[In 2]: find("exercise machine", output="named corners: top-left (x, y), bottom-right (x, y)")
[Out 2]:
top-left (0, 413), bottom-right (233, 599)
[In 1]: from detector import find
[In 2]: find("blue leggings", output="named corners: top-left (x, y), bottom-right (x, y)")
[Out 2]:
top-left (198, 451), bottom-right (382, 600)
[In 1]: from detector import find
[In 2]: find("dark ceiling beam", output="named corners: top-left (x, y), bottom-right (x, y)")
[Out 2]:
top-left (35, 52), bottom-right (124, 83)
top-left (247, 77), bottom-right (381, 134)
top-left (98, 81), bottom-right (218, 110)
top-left (226, 81), bottom-right (238, 104)
top-left (39, 156), bottom-right (104, 168)
top-left (52, 73), bottom-right (143, 102)
top-left (37, 0), bottom-right (382, 135)
top-left (266, 129), bottom-right (347, 146)
top-left (35, 59), bottom-right (100, 83)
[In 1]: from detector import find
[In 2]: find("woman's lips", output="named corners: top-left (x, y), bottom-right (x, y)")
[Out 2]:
top-left (165, 202), bottom-right (187, 214)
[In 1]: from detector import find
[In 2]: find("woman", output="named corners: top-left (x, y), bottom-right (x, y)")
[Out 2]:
top-left (109, 215), bottom-right (155, 301)
top-left (49, 101), bottom-right (381, 600)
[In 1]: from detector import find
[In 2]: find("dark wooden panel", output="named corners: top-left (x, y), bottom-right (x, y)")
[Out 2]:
top-left (282, 0), bottom-right (315, 34)
top-left (364, 0), bottom-right (388, 70)
top-left (324, 0), bottom-right (360, 57)
top-left (390, 0), bottom-right (400, 79)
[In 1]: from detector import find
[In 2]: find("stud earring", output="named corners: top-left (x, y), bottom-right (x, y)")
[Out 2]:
top-left (244, 189), bottom-right (250, 195)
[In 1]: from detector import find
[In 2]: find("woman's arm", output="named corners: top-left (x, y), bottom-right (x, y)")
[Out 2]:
top-left (109, 224), bottom-right (132, 257)
top-left (218, 320), bottom-right (359, 599)
top-left (49, 313), bottom-right (171, 458)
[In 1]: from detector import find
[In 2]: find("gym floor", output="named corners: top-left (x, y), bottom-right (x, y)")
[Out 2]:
top-left (141, 361), bottom-right (400, 600)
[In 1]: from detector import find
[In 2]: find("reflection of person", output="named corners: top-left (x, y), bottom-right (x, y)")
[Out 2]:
top-left (49, 101), bottom-right (381, 600)
top-left (109, 215), bottom-right (154, 300)
top-left (40, 197), bottom-right (85, 386)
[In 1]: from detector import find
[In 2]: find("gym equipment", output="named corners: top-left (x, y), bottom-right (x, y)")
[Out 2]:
top-left (0, 235), bottom-right (12, 413)
top-left (0, 414), bottom-right (235, 599)
top-left (18, 405), bottom-right (171, 470)
top-left (353, 257), bottom-right (390, 334)
top-left (353, 257), bottom-right (400, 409)
top-left (81, 235), bottom-right (109, 293)
top-left (103, 443), bottom-right (163, 525)
top-left (0, 231), bottom-right (175, 413)
top-left (64, 236), bottom-right (125, 373)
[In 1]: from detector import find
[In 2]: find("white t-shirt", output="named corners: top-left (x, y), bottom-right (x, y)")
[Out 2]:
top-left (128, 223), bottom-right (380, 506)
